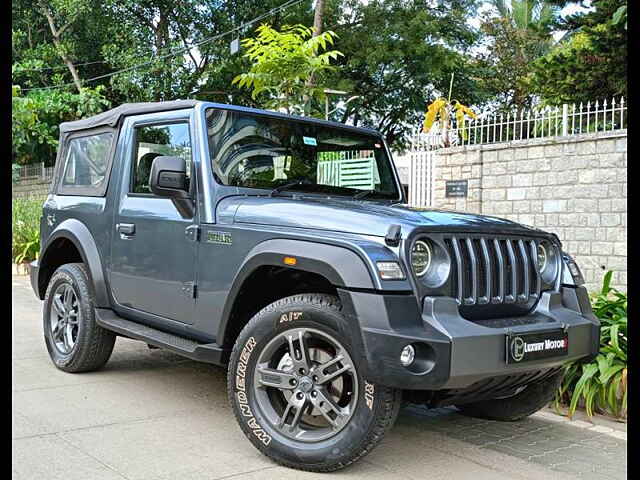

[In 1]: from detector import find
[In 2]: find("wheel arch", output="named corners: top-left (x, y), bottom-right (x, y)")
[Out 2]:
top-left (37, 219), bottom-right (109, 307)
top-left (217, 239), bottom-right (376, 349)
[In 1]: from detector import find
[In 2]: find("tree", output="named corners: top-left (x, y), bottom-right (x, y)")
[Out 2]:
top-left (232, 24), bottom-right (343, 115)
top-left (491, 0), bottom-right (559, 31)
top-left (37, 0), bottom-right (91, 92)
top-left (11, 0), bottom-right (311, 165)
top-left (529, 0), bottom-right (627, 104)
top-left (12, 0), bottom-right (114, 92)
top-left (12, 85), bottom-right (109, 166)
top-left (476, 0), bottom-right (560, 112)
top-left (14, 0), bottom-right (522, 154)
top-left (326, 0), bottom-right (487, 148)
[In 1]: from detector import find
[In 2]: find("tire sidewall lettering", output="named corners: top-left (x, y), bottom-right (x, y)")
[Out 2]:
top-left (229, 297), bottom-right (397, 468)
top-left (364, 381), bottom-right (375, 410)
top-left (235, 336), bottom-right (272, 446)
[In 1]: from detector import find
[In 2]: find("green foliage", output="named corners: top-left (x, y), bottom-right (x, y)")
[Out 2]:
top-left (12, 0), bottom-right (489, 149)
top-left (529, 0), bottom-right (627, 104)
top-left (232, 24), bottom-right (343, 115)
top-left (328, 0), bottom-right (487, 148)
top-left (12, 164), bottom-right (21, 184)
top-left (12, 85), bottom-right (110, 166)
top-left (11, 0), bottom-right (627, 151)
top-left (555, 271), bottom-right (627, 419)
top-left (12, 198), bottom-right (43, 264)
top-left (612, 4), bottom-right (626, 29)
top-left (491, 0), bottom-right (559, 31)
top-left (477, 0), bottom-right (560, 112)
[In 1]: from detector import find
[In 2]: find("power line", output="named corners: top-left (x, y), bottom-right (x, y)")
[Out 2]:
top-left (21, 0), bottom-right (305, 92)
top-left (15, 60), bottom-right (108, 73)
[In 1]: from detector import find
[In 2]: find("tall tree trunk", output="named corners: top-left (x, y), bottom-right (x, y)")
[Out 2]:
top-left (40, 4), bottom-right (83, 93)
top-left (312, 0), bottom-right (324, 35)
top-left (303, 0), bottom-right (325, 114)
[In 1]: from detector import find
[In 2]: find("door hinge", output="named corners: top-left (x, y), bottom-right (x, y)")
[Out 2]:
top-left (185, 225), bottom-right (200, 242)
top-left (181, 282), bottom-right (197, 299)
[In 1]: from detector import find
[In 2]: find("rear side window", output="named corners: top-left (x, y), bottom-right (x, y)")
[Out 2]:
top-left (58, 132), bottom-right (114, 196)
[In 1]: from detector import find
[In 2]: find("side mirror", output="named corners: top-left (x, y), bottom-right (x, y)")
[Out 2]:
top-left (149, 156), bottom-right (194, 218)
top-left (149, 156), bottom-right (188, 196)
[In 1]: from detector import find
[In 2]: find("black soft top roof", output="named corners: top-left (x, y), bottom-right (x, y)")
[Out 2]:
top-left (59, 100), bottom-right (198, 133)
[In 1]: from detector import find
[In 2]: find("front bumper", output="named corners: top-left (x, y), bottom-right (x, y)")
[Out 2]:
top-left (338, 285), bottom-right (600, 390)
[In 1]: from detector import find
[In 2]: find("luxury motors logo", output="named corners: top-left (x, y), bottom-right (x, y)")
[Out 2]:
top-left (509, 336), bottom-right (567, 362)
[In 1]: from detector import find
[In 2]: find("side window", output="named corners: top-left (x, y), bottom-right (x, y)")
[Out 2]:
top-left (131, 123), bottom-right (192, 194)
top-left (59, 132), bottom-right (113, 195)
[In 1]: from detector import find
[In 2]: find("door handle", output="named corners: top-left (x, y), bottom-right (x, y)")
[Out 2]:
top-left (116, 223), bottom-right (136, 237)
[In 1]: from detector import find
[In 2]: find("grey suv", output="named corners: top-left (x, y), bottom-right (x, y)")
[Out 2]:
top-left (30, 100), bottom-right (599, 472)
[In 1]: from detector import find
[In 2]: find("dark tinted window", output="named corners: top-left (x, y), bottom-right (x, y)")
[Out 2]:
top-left (131, 123), bottom-right (192, 194)
top-left (206, 109), bottom-right (400, 199)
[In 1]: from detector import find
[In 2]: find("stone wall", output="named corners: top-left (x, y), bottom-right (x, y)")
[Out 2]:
top-left (12, 177), bottom-right (51, 200)
top-left (434, 130), bottom-right (627, 292)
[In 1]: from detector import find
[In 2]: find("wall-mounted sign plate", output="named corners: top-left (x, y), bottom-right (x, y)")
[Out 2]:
top-left (446, 180), bottom-right (468, 198)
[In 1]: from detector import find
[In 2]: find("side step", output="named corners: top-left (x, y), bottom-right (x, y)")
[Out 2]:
top-left (95, 308), bottom-right (229, 365)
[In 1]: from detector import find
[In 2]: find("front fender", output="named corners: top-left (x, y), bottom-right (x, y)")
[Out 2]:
top-left (37, 219), bottom-right (109, 307)
top-left (217, 238), bottom-right (409, 343)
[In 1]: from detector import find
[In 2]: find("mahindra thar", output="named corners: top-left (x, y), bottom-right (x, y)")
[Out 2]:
top-left (30, 100), bottom-right (599, 472)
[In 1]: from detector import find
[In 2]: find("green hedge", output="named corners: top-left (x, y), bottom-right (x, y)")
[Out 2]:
top-left (12, 197), bottom-right (42, 264)
top-left (555, 271), bottom-right (627, 420)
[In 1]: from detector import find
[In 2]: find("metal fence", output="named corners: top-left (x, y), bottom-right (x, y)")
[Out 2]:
top-left (404, 96), bottom-right (628, 208)
top-left (15, 162), bottom-right (54, 181)
top-left (417, 96), bottom-right (627, 149)
top-left (407, 149), bottom-right (437, 207)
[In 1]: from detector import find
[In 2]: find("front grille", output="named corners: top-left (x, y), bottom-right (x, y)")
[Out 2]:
top-left (444, 236), bottom-right (541, 306)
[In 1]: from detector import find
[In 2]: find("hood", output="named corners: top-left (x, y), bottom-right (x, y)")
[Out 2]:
top-left (218, 196), bottom-right (544, 237)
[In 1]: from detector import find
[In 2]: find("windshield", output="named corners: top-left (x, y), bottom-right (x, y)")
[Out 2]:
top-left (206, 108), bottom-right (400, 200)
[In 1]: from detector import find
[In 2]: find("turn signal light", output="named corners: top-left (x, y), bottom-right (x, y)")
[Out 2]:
top-left (283, 256), bottom-right (297, 266)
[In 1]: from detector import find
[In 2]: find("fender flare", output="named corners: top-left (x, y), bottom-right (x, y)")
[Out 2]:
top-left (217, 239), bottom-right (376, 343)
top-left (38, 218), bottom-right (110, 307)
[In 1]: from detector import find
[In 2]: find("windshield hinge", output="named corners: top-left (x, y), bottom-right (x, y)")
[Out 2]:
top-left (181, 282), bottom-right (197, 299)
top-left (185, 225), bottom-right (200, 242)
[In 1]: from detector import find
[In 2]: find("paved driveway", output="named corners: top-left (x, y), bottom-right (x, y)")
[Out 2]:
top-left (12, 275), bottom-right (626, 480)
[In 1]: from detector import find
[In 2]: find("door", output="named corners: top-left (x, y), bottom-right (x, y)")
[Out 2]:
top-left (110, 113), bottom-right (198, 324)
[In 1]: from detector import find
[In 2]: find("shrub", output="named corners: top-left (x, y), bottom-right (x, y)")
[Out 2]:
top-left (555, 271), bottom-right (627, 419)
top-left (12, 197), bottom-right (42, 264)
top-left (12, 163), bottom-right (21, 184)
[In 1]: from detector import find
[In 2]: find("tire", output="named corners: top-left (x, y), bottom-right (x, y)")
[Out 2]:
top-left (455, 370), bottom-right (563, 421)
top-left (227, 293), bottom-right (402, 472)
top-left (43, 263), bottom-right (116, 373)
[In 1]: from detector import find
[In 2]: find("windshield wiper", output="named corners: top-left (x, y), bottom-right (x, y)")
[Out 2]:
top-left (352, 189), bottom-right (376, 200)
top-left (270, 179), bottom-right (308, 197)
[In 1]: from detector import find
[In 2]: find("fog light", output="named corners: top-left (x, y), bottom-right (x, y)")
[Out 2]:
top-left (400, 345), bottom-right (415, 367)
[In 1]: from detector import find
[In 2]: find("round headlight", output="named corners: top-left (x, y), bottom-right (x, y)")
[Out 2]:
top-left (537, 241), bottom-right (558, 284)
top-left (537, 243), bottom-right (548, 273)
top-left (411, 240), bottom-right (432, 277)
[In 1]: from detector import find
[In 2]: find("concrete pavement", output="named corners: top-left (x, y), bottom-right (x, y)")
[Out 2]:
top-left (12, 275), bottom-right (626, 480)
